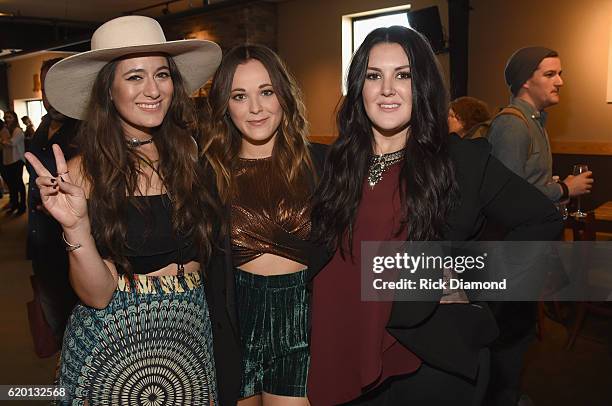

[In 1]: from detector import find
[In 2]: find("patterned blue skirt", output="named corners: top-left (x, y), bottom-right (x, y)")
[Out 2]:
top-left (56, 271), bottom-right (217, 405)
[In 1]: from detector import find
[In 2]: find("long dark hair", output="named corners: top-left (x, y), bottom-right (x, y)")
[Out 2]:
top-left (312, 26), bottom-right (459, 253)
top-left (3, 111), bottom-right (20, 134)
top-left (202, 44), bottom-right (313, 203)
top-left (79, 55), bottom-right (219, 275)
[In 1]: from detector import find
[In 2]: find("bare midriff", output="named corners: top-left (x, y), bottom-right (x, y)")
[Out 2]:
top-left (145, 260), bottom-right (201, 276)
top-left (237, 254), bottom-right (306, 276)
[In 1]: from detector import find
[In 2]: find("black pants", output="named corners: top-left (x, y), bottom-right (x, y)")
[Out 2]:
top-left (484, 302), bottom-right (537, 406)
top-left (4, 160), bottom-right (25, 210)
top-left (0, 162), bottom-right (8, 198)
top-left (345, 349), bottom-right (490, 406)
top-left (485, 327), bottom-right (535, 406)
top-left (32, 255), bottom-right (77, 341)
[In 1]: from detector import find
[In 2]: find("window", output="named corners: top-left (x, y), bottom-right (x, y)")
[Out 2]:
top-left (12, 99), bottom-right (47, 129)
top-left (352, 12), bottom-right (410, 55)
top-left (342, 5), bottom-right (411, 94)
top-left (26, 100), bottom-right (46, 128)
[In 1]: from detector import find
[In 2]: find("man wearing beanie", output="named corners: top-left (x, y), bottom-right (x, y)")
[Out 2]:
top-left (489, 46), bottom-right (592, 201)
top-left (486, 47), bottom-right (593, 406)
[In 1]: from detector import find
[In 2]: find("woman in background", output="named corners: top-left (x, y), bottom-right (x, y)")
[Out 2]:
top-left (0, 118), bottom-right (9, 200)
top-left (204, 44), bottom-right (325, 406)
top-left (448, 96), bottom-right (491, 138)
top-left (1, 110), bottom-right (26, 215)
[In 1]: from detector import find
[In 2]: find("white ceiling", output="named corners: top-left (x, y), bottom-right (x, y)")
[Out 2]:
top-left (0, 0), bottom-right (233, 22)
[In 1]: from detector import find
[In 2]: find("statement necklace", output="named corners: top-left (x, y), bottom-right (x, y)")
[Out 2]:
top-left (127, 137), bottom-right (154, 148)
top-left (367, 149), bottom-right (404, 188)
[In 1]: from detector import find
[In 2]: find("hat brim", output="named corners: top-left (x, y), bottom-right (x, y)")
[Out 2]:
top-left (45, 39), bottom-right (221, 120)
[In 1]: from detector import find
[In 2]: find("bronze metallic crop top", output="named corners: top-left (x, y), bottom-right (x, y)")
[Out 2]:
top-left (230, 157), bottom-right (312, 267)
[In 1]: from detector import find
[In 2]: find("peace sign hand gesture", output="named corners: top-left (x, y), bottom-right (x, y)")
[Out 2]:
top-left (25, 144), bottom-right (89, 231)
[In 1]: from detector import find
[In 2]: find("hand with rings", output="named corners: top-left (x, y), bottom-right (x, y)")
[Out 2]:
top-left (25, 144), bottom-right (88, 231)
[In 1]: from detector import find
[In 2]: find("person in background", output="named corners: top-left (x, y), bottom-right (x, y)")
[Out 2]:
top-left (448, 96), bottom-right (491, 137)
top-left (307, 26), bottom-right (563, 406)
top-left (21, 115), bottom-right (35, 151)
top-left (0, 118), bottom-right (9, 200)
top-left (204, 44), bottom-right (326, 406)
top-left (488, 47), bottom-right (592, 203)
top-left (25, 58), bottom-right (80, 344)
top-left (1, 110), bottom-right (26, 215)
top-left (486, 47), bottom-right (593, 406)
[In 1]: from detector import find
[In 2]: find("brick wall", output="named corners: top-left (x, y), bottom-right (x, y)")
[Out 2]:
top-left (161, 1), bottom-right (277, 51)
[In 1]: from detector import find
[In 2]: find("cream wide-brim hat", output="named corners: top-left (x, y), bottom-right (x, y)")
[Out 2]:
top-left (45, 15), bottom-right (222, 120)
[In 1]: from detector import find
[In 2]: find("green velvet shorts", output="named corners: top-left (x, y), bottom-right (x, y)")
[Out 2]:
top-left (234, 268), bottom-right (310, 398)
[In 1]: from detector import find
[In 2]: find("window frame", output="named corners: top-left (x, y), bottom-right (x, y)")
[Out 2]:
top-left (341, 5), bottom-right (412, 95)
top-left (350, 10), bottom-right (411, 54)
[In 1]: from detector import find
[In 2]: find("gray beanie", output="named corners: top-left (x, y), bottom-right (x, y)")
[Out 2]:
top-left (504, 47), bottom-right (558, 96)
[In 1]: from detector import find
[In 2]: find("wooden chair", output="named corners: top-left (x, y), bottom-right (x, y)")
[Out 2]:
top-left (568, 211), bottom-right (596, 242)
top-left (536, 214), bottom-right (578, 340)
top-left (564, 212), bottom-right (612, 350)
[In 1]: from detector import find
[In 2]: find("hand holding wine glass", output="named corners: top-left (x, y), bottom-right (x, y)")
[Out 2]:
top-left (569, 164), bottom-right (590, 218)
top-left (563, 166), bottom-right (593, 197)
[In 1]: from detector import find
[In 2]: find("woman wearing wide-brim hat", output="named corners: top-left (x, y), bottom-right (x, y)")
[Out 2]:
top-left (25, 15), bottom-right (236, 405)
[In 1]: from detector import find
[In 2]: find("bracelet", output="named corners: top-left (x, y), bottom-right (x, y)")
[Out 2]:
top-left (558, 181), bottom-right (569, 200)
top-left (62, 232), bottom-right (82, 252)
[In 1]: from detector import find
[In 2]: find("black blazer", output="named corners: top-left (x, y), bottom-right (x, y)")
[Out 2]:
top-left (205, 142), bottom-right (329, 406)
top-left (205, 196), bottom-right (241, 406)
top-left (308, 135), bottom-right (563, 381)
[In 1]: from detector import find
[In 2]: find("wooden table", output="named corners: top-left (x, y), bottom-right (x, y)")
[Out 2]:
top-left (594, 201), bottom-right (612, 222)
top-left (563, 201), bottom-right (612, 240)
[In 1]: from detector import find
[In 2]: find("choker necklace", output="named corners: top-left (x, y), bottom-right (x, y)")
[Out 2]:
top-left (367, 149), bottom-right (404, 188)
top-left (127, 137), bottom-right (154, 148)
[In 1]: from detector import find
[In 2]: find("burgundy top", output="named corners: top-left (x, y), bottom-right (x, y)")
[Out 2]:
top-left (308, 161), bottom-right (421, 405)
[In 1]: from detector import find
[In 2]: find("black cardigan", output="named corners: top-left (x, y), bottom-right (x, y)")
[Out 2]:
top-left (307, 135), bottom-right (563, 382)
top-left (205, 142), bottom-right (329, 406)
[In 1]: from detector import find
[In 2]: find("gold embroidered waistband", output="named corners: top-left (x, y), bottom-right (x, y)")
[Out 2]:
top-left (116, 271), bottom-right (202, 294)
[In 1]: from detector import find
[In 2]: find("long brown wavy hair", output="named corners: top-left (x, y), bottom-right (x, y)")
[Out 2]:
top-left (202, 44), bottom-right (313, 203)
top-left (3, 111), bottom-right (20, 134)
top-left (449, 96), bottom-right (491, 135)
top-left (78, 55), bottom-right (219, 275)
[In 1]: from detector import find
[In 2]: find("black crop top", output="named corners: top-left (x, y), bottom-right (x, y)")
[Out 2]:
top-left (93, 194), bottom-right (198, 274)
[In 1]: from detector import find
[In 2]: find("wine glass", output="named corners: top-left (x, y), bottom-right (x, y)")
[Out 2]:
top-left (570, 164), bottom-right (589, 218)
